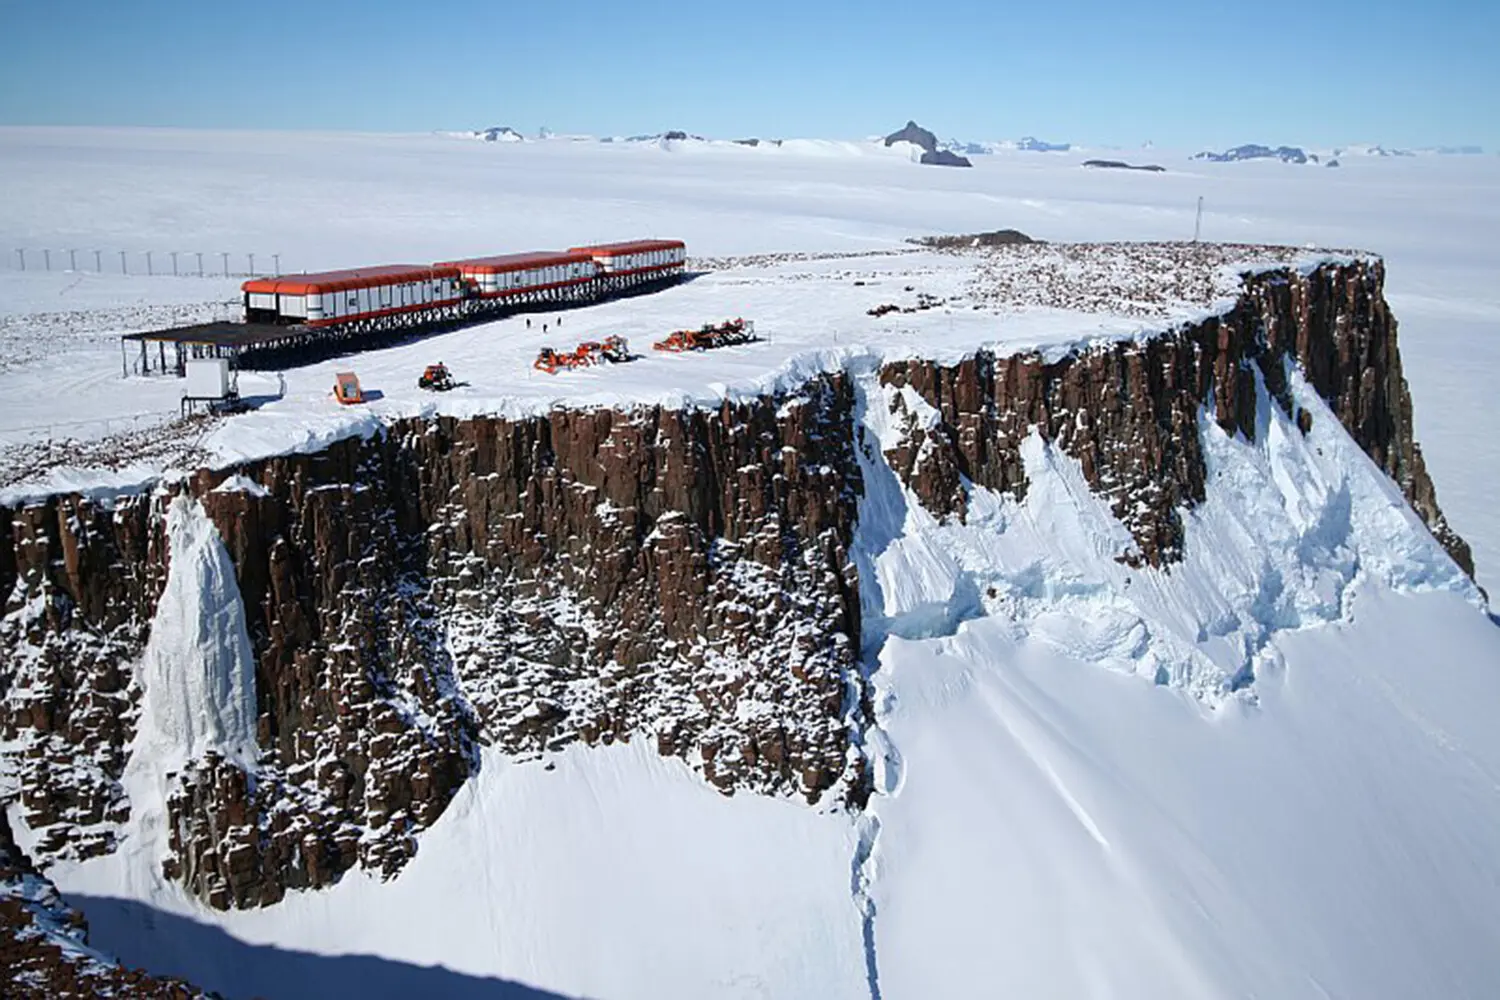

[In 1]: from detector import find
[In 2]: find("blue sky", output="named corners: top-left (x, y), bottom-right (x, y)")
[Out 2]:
top-left (1, 0), bottom-right (1495, 149)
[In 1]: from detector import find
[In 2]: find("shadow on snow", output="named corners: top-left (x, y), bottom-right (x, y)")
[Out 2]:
top-left (68, 894), bottom-right (580, 1000)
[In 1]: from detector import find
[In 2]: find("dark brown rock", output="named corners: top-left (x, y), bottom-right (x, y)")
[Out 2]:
top-left (879, 260), bottom-right (1474, 575)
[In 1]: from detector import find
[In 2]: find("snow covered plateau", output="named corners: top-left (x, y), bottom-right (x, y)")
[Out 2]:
top-left (1, 127), bottom-right (1498, 999)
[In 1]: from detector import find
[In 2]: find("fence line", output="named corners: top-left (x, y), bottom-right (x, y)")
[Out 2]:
top-left (6, 248), bottom-right (285, 278)
top-left (0, 412), bottom-right (166, 447)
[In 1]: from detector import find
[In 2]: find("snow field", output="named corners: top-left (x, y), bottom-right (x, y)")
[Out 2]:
top-left (867, 587), bottom-right (1500, 999)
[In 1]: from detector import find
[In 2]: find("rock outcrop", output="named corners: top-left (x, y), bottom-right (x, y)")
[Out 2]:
top-left (1082, 159), bottom-right (1166, 172)
top-left (0, 259), bottom-right (1474, 912)
top-left (0, 496), bottom-right (165, 863)
top-left (879, 260), bottom-right (1472, 573)
top-left (1193, 144), bottom-right (1314, 164)
top-left (883, 120), bottom-right (973, 167)
top-left (473, 126), bottom-right (524, 142)
top-left (911, 230), bottom-right (1035, 249)
top-left (883, 120), bottom-right (939, 153)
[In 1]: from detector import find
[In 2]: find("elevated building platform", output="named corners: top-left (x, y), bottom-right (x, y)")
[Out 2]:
top-left (121, 322), bottom-right (313, 376)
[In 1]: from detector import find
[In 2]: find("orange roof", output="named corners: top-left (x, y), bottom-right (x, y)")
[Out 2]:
top-left (243, 264), bottom-right (460, 296)
top-left (568, 239), bottom-right (685, 257)
top-left (439, 250), bottom-right (597, 273)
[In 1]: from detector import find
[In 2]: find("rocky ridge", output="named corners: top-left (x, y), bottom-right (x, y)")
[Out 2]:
top-left (1193, 143), bottom-right (1315, 164)
top-left (880, 258), bottom-right (1472, 573)
top-left (0, 256), bottom-right (1474, 912)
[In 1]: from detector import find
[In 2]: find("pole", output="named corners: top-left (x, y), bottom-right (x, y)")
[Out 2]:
top-left (273, 253), bottom-right (280, 274)
top-left (68, 249), bottom-right (77, 272)
top-left (221, 252), bottom-right (229, 276)
top-left (120, 250), bottom-right (128, 274)
top-left (94, 250), bottom-right (102, 272)
top-left (146, 251), bottom-right (153, 276)
top-left (1193, 196), bottom-right (1204, 243)
top-left (14, 249), bottom-right (22, 272)
top-left (171, 251), bottom-right (178, 276)
top-left (248, 252), bottom-right (255, 276)
top-left (196, 252), bottom-right (203, 276)
top-left (43, 249), bottom-right (51, 271)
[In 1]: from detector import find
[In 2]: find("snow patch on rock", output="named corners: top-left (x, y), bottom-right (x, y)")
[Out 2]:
top-left (209, 474), bottom-right (268, 498)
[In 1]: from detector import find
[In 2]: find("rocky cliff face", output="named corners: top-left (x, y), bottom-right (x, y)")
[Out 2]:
top-left (0, 497), bottom-right (164, 862)
top-left (1, 375), bottom-right (866, 909)
top-left (0, 260), bottom-right (1473, 911)
top-left (880, 260), bottom-right (1473, 574)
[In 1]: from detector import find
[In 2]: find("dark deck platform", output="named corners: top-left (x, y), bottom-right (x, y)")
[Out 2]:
top-left (122, 322), bottom-right (310, 375)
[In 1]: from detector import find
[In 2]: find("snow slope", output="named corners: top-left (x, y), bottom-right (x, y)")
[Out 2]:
top-left (60, 740), bottom-right (868, 1000)
top-left (852, 364), bottom-right (1499, 996)
top-left (134, 495), bottom-right (259, 769)
top-left (870, 587), bottom-right (1500, 999)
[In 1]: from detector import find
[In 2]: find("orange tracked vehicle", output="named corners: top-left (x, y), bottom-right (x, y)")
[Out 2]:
top-left (653, 318), bottom-right (756, 352)
top-left (534, 335), bottom-right (631, 374)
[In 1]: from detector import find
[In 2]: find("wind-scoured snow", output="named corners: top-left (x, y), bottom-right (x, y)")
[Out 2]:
top-left (849, 361), bottom-right (1498, 996)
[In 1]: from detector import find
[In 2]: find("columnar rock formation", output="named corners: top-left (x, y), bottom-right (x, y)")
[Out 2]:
top-left (0, 260), bottom-right (1473, 911)
top-left (2, 375), bottom-right (865, 909)
top-left (880, 260), bottom-right (1472, 573)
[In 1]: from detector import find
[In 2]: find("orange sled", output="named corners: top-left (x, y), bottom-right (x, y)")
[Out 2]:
top-left (333, 371), bottom-right (365, 404)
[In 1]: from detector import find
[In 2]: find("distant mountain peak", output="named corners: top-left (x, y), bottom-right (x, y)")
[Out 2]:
top-left (1193, 144), bottom-right (1315, 164)
top-left (1015, 136), bottom-right (1070, 152)
top-left (884, 120), bottom-right (939, 153)
top-left (884, 121), bottom-right (971, 167)
top-left (473, 126), bottom-right (524, 142)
